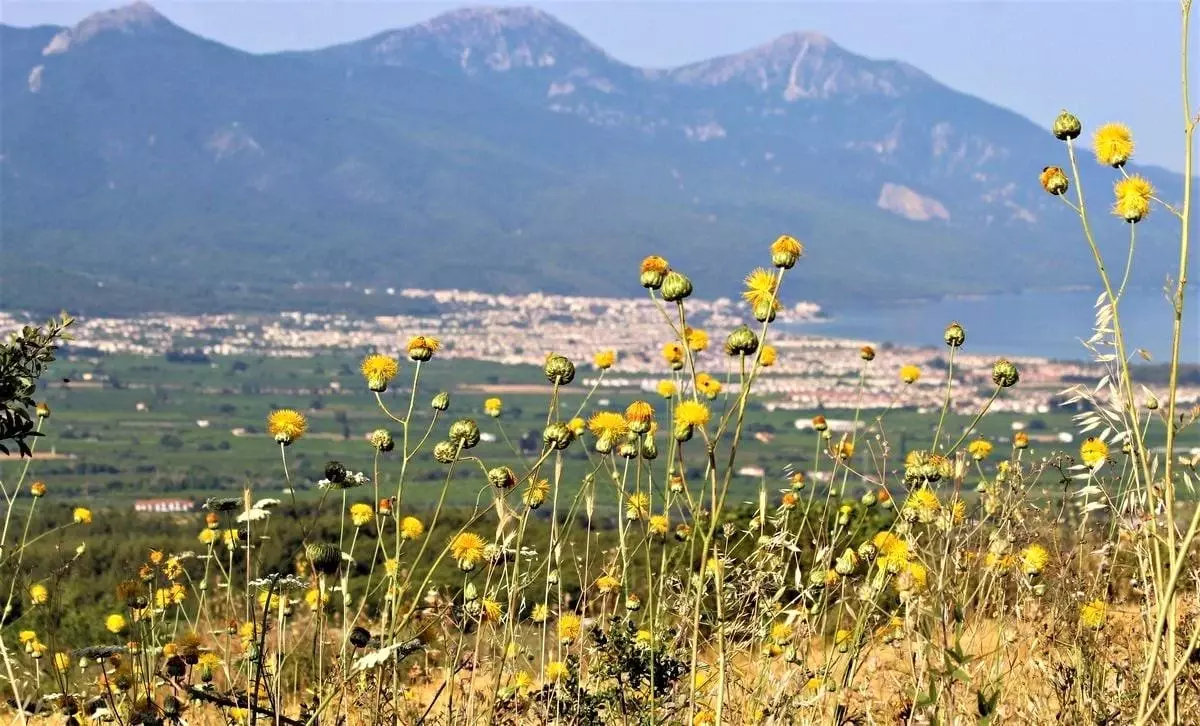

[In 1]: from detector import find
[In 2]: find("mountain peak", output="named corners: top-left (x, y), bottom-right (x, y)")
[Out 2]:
top-left (43, 1), bottom-right (174, 55)
top-left (667, 29), bottom-right (928, 99)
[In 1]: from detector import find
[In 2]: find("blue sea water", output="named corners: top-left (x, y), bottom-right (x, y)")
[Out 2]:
top-left (789, 288), bottom-right (1200, 363)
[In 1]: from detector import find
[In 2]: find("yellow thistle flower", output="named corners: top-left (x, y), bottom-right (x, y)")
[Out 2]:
top-left (523, 479), bottom-right (550, 509)
top-left (648, 514), bottom-right (670, 536)
top-left (770, 622), bottom-right (793, 644)
top-left (1113, 174), bottom-right (1154, 223)
top-left (834, 628), bottom-right (853, 648)
top-left (305, 588), bottom-right (329, 609)
top-left (899, 562), bottom-right (927, 593)
top-left (531, 603), bottom-right (549, 622)
top-left (383, 558), bottom-right (399, 576)
top-left (481, 598), bottom-right (503, 623)
top-left (875, 533), bottom-right (910, 574)
top-left (267, 409), bottom-right (307, 445)
top-left (483, 397), bottom-right (503, 417)
top-left (743, 267), bottom-right (781, 312)
top-left (770, 234), bottom-right (804, 268)
top-left (588, 411), bottom-right (629, 440)
top-left (546, 661), bottom-right (570, 683)
top-left (684, 327), bottom-right (709, 352)
top-left (360, 354), bottom-right (399, 392)
top-left (968, 439), bottom-right (993, 461)
top-left (1080, 437), bottom-right (1109, 468)
top-left (349, 502), bottom-right (374, 527)
top-left (624, 400), bottom-right (655, 432)
top-left (593, 350), bottom-right (616, 370)
top-left (406, 335), bottom-right (442, 361)
top-left (400, 516), bottom-right (425, 540)
top-left (567, 417), bottom-right (585, 436)
top-left (73, 507), bottom-right (92, 525)
top-left (1020, 544), bottom-right (1050, 575)
top-left (198, 529), bottom-right (216, 545)
top-left (781, 491), bottom-right (798, 510)
top-left (906, 487), bottom-right (941, 516)
top-left (1080, 598), bottom-right (1107, 629)
top-left (760, 345), bottom-right (777, 367)
top-left (675, 400), bottom-right (711, 427)
top-left (641, 255), bottom-right (669, 275)
top-left (1013, 431), bottom-right (1030, 449)
top-left (695, 373), bottom-right (722, 399)
top-left (105, 614), bottom-right (127, 634)
top-left (835, 437), bottom-right (855, 460)
top-left (663, 342), bottom-right (687, 368)
top-left (694, 709), bottom-right (717, 726)
top-left (636, 629), bottom-right (653, 647)
top-left (450, 532), bottom-right (487, 571)
top-left (626, 492), bottom-right (651, 521)
top-left (18, 630), bottom-right (36, 645)
top-left (656, 379), bottom-right (677, 398)
top-left (950, 499), bottom-right (967, 525)
top-left (595, 574), bottom-right (621, 594)
top-left (899, 364), bottom-right (921, 384)
top-left (1093, 122), bottom-right (1134, 167)
top-left (513, 670), bottom-right (533, 692)
top-left (558, 613), bottom-right (582, 643)
top-left (54, 651), bottom-right (71, 672)
top-left (29, 583), bottom-right (48, 605)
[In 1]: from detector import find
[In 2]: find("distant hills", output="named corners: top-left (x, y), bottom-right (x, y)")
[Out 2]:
top-left (0, 3), bottom-right (1189, 315)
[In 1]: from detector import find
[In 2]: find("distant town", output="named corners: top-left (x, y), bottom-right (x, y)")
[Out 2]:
top-left (4, 288), bottom-right (1198, 419)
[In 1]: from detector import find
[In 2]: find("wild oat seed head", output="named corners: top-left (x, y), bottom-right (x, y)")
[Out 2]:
top-left (360, 354), bottom-right (399, 392)
top-left (1093, 123), bottom-right (1134, 167)
top-left (267, 409), bottom-right (307, 446)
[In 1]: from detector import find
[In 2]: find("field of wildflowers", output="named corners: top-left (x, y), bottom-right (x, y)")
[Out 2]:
top-left (4, 13), bottom-right (1200, 725)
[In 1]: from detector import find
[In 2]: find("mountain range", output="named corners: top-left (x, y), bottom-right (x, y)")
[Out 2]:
top-left (0, 2), bottom-right (1188, 316)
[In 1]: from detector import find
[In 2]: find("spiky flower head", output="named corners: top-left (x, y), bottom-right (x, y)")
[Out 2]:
top-left (433, 440), bottom-right (458, 463)
top-left (487, 466), bottom-right (518, 490)
top-left (567, 417), bottom-right (586, 436)
top-left (695, 373), bottom-right (722, 400)
top-left (904, 487), bottom-right (941, 524)
top-left (743, 268), bottom-right (781, 318)
top-left (760, 345), bottom-right (777, 367)
top-left (991, 359), bottom-right (1019, 388)
top-left (1040, 166), bottom-right (1069, 196)
top-left (361, 354), bottom-right (399, 392)
top-left (544, 353), bottom-right (576, 385)
top-left (557, 612), bottom-right (583, 644)
top-left (450, 532), bottom-right (487, 571)
top-left (640, 255), bottom-right (670, 289)
top-left (105, 614), bottom-right (128, 634)
top-left (624, 401), bottom-right (655, 434)
top-left (369, 428), bottom-right (395, 452)
top-left (546, 661), bottom-right (570, 683)
top-left (448, 419), bottom-right (481, 449)
top-left (1113, 174), bottom-right (1154, 223)
top-left (674, 400), bottom-right (710, 428)
top-left (589, 411), bottom-right (628, 452)
top-left (685, 327), bottom-right (709, 352)
top-left (29, 583), bottom-right (48, 605)
top-left (625, 492), bottom-right (651, 520)
top-left (593, 349), bottom-right (616, 370)
top-left (724, 325), bottom-right (759, 357)
top-left (1080, 437), bottom-right (1109, 468)
top-left (1052, 110), bottom-right (1082, 141)
top-left (770, 234), bottom-right (804, 269)
top-left (1020, 543), bottom-right (1050, 575)
top-left (306, 543), bottom-right (342, 575)
top-left (944, 321), bottom-right (966, 348)
top-left (663, 342), bottom-right (686, 370)
top-left (595, 574), bottom-right (621, 594)
top-left (36, 401), bottom-right (50, 419)
top-left (397, 516), bottom-right (424, 540)
top-left (968, 439), bottom-right (993, 461)
top-left (523, 479), bottom-right (550, 509)
top-left (1093, 123), bottom-right (1134, 167)
top-left (484, 397), bottom-right (503, 418)
top-left (648, 514), bottom-right (670, 537)
top-left (1079, 598), bottom-right (1107, 629)
top-left (656, 379), bottom-right (677, 398)
top-left (349, 502), bottom-right (373, 527)
top-left (899, 365), bottom-right (921, 384)
top-left (406, 335), bottom-right (441, 362)
top-left (1013, 431), bottom-right (1030, 449)
top-left (431, 391), bottom-right (450, 411)
top-left (30, 481), bottom-right (46, 498)
top-left (73, 507), bottom-right (92, 525)
top-left (267, 409), bottom-right (307, 446)
top-left (661, 270), bottom-right (693, 302)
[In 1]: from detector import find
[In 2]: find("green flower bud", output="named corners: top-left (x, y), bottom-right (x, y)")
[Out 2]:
top-left (544, 354), bottom-right (576, 385)
top-left (369, 429), bottom-right (394, 452)
top-left (674, 422), bottom-right (694, 443)
top-left (306, 543), bottom-right (342, 575)
top-left (433, 440), bottom-right (458, 464)
top-left (1052, 110), bottom-right (1082, 141)
top-left (641, 436), bottom-right (658, 460)
top-left (991, 359), bottom-right (1020, 388)
top-left (944, 321), bottom-right (965, 348)
top-left (431, 392), bottom-right (450, 411)
top-left (618, 441), bottom-right (638, 459)
top-left (487, 466), bottom-right (517, 490)
top-left (448, 419), bottom-right (481, 449)
top-left (660, 271), bottom-right (693, 302)
top-left (860, 490), bottom-right (877, 507)
top-left (724, 325), bottom-right (760, 356)
top-left (752, 300), bottom-right (777, 323)
top-left (542, 422), bottom-right (574, 450)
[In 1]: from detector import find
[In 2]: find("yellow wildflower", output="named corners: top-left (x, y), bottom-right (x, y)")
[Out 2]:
top-left (770, 622), bottom-right (793, 644)
top-left (400, 516), bottom-right (424, 540)
top-left (743, 267), bottom-right (781, 312)
top-left (558, 613), bottom-right (582, 643)
top-left (695, 373), bottom-right (722, 399)
top-left (1080, 598), bottom-right (1107, 629)
top-left (1114, 175), bottom-right (1154, 223)
top-left (648, 514), bottom-right (670, 537)
top-left (305, 588), bottom-right (329, 609)
top-left (968, 439), bottom-right (993, 460)
top-left (483, 397), bottom-right (503, 417)
top-left (450, 532), bottom-right (487, 571)
top-left (760, 345), bottom-right (777, 367)
top-left (674, 400), bottom-right (710, 427)
top-left (900, 364), bottom-right (921, 384)
top-left (1020, 544), bottom-right (1050, 575)
top-left (198, 529), bottom-right (216, 545)
top-left (105, 614), bottom-right (127, 634)
top-left (360, 354), bottom-right (399, 392)
top-left (656, 379), bottom-right (677, 398)
top-left (663, 342), bottom-right (686, 367)
top-left (73, 507), bottom-right (92, 525)
top-left (531, 603), bottom-right (549, 623)
top-left (625, 492), bottom-right (651, 520)
top-left (588, 411), bottom-right (629, 440)
top-left (349, 502), bottom-right (373, 527)
top-left (1093, 123), bottom-right (1134, 167)
top-left (546, 661), bottom-right (570, 683)
top-left (593, 350), bottom-right (616, 370)
top-left (595, 574), bottom-right (621, 594)
top-left (684, 327), bottom-right (709, 352)
top-left (1080, 437), bottom-right (1109, 468)
top-left (29, 583), bottom-right (48, 605)
top-left (267, 409), bottom-right (307, 445)
top-left (480, 598), bottom-right (502, 623)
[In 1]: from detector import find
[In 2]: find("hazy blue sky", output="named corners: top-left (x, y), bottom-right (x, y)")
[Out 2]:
top-left (3, 1), bottom-right (1197, 171)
